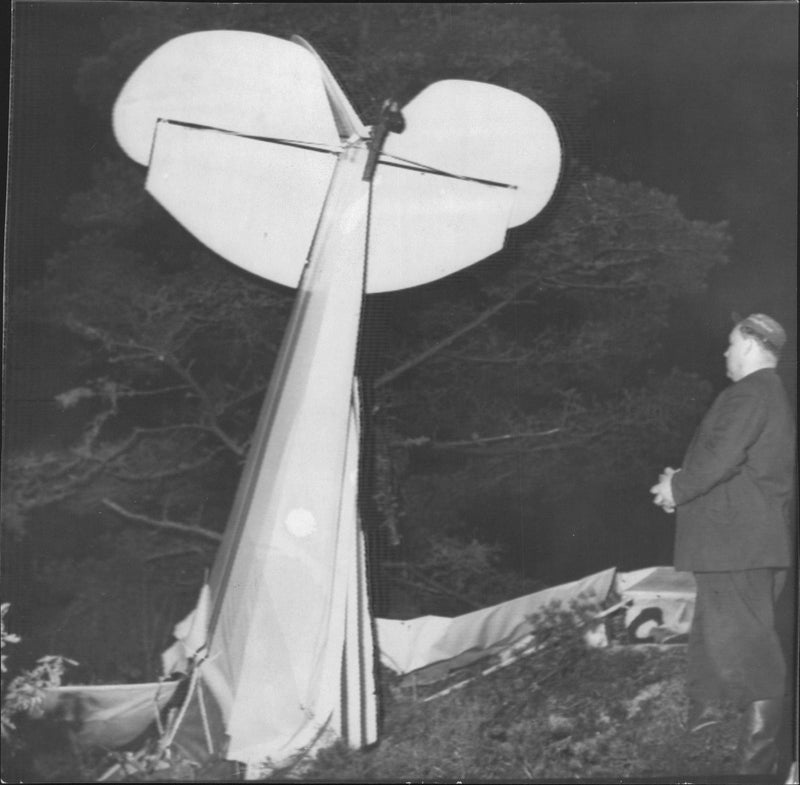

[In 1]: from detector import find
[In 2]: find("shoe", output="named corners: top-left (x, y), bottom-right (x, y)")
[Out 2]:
top-left (685, 700), bottom-right (723, 733)
top-left (736, 698), bottom-right (782, 775)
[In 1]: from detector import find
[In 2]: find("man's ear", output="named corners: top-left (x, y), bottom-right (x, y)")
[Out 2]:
top-left (741, 335), bottom-right (758, 356)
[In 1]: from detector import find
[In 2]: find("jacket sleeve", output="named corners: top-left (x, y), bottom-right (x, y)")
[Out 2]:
top-left (671, 384), bottom-right (765, 506)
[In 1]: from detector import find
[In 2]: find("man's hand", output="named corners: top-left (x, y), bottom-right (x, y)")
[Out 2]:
top-left (650, 467), bottom-right (678, 513)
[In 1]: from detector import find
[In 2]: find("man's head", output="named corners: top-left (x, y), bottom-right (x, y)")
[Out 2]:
top-left (725, 313), bottom-right (786, 381)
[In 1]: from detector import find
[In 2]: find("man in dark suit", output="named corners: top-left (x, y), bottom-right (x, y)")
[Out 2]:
top-left (650, 313), bottom-right (795, 776)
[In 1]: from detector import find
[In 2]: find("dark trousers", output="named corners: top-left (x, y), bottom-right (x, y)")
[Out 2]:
top-left (688, 568), bottom-right (787, 704)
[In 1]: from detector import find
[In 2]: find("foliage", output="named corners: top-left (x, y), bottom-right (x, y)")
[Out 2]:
top-left (379, 534), bottom-right (548, 617)
top-left (523, 595), bottom-right (603, 677)
top-left (1, 604), bottom-right (20, 676)
top-left (97, 740), bottom-right (210, 783)
top-left (1, 603), bottom-right (76, 745)
top-left (5, 249), bottom-right (291, 540)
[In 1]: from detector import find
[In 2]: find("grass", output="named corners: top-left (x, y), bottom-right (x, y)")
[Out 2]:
top-left (300, 645), bottom-right (743, 781)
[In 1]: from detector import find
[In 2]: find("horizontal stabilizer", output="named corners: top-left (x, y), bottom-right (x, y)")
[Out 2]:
top-left (367, 162), bottom-right (515, 292)
top-left (147, 121), bottom-right (335, 287)
top-left (113, 31), bottom-right (340, 166)
top-left (146, 120), bottom-right (515, 293)
top-left (382, 80), bottom-right (562, 228)
top-left (116, 35), bottom-right (562, 294)
top-left (362, 79), bottom-right (561, 290)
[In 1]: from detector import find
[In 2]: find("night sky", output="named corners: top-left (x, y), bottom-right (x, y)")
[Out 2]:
top-left (4, 2), bottom-right (798, 420)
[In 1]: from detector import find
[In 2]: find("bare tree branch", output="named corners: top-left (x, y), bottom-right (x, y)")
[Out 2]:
top-left (542, 278), bottom-right (643, 291)
top-left (143, 546), bottom-right (206, 562)
top-left (131, 424), bottom-right (245, 458)
top-left (106, 448), bottom-right (227, 482)
top-left (371, 251), bottom-right (609, 389)
top-left (395, 428), bottom-right (562, 449)
top-left (65, 325), bottom-right (248, 458)
top-left (434, 433), bottom-right (606, 458)
top-left (219, 382), bottom-right (269, 415)
top-left (438, 349), bottom-right (538, 364)
top-left (101, 498), bottom-right (223, 543)
top-left (115, 384), bottom-right (192, 398)
top-left (374, 279), bottom-right (538, 389)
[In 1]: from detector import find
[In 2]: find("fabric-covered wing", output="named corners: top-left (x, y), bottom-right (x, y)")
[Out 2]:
top-left (42, 682), bottom-right (180, 750)
top-left (377, 569), bottom-right (615, 678)
top-left (146, 121), bottom-right (335, 287)
top-left (113, 30), bottom-right (339, 166)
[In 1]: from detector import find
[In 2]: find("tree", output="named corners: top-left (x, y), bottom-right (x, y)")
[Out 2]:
top-left (4, 4), bottom-right (729, 632)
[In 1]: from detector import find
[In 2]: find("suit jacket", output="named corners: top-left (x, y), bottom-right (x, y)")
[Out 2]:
top-left (672, 368), bottom-right (796, 571)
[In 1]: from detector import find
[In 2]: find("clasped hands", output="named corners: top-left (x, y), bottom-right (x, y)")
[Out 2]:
top-left (650, 467), bottom-right (678, 514)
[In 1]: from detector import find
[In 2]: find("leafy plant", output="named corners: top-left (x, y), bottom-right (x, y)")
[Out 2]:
top-left (1, 604), bottom-right (19, 676)
top-left (523, 594), bottom-right (602, 680)
top-left (1, 603), bottom-right (76, 744)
